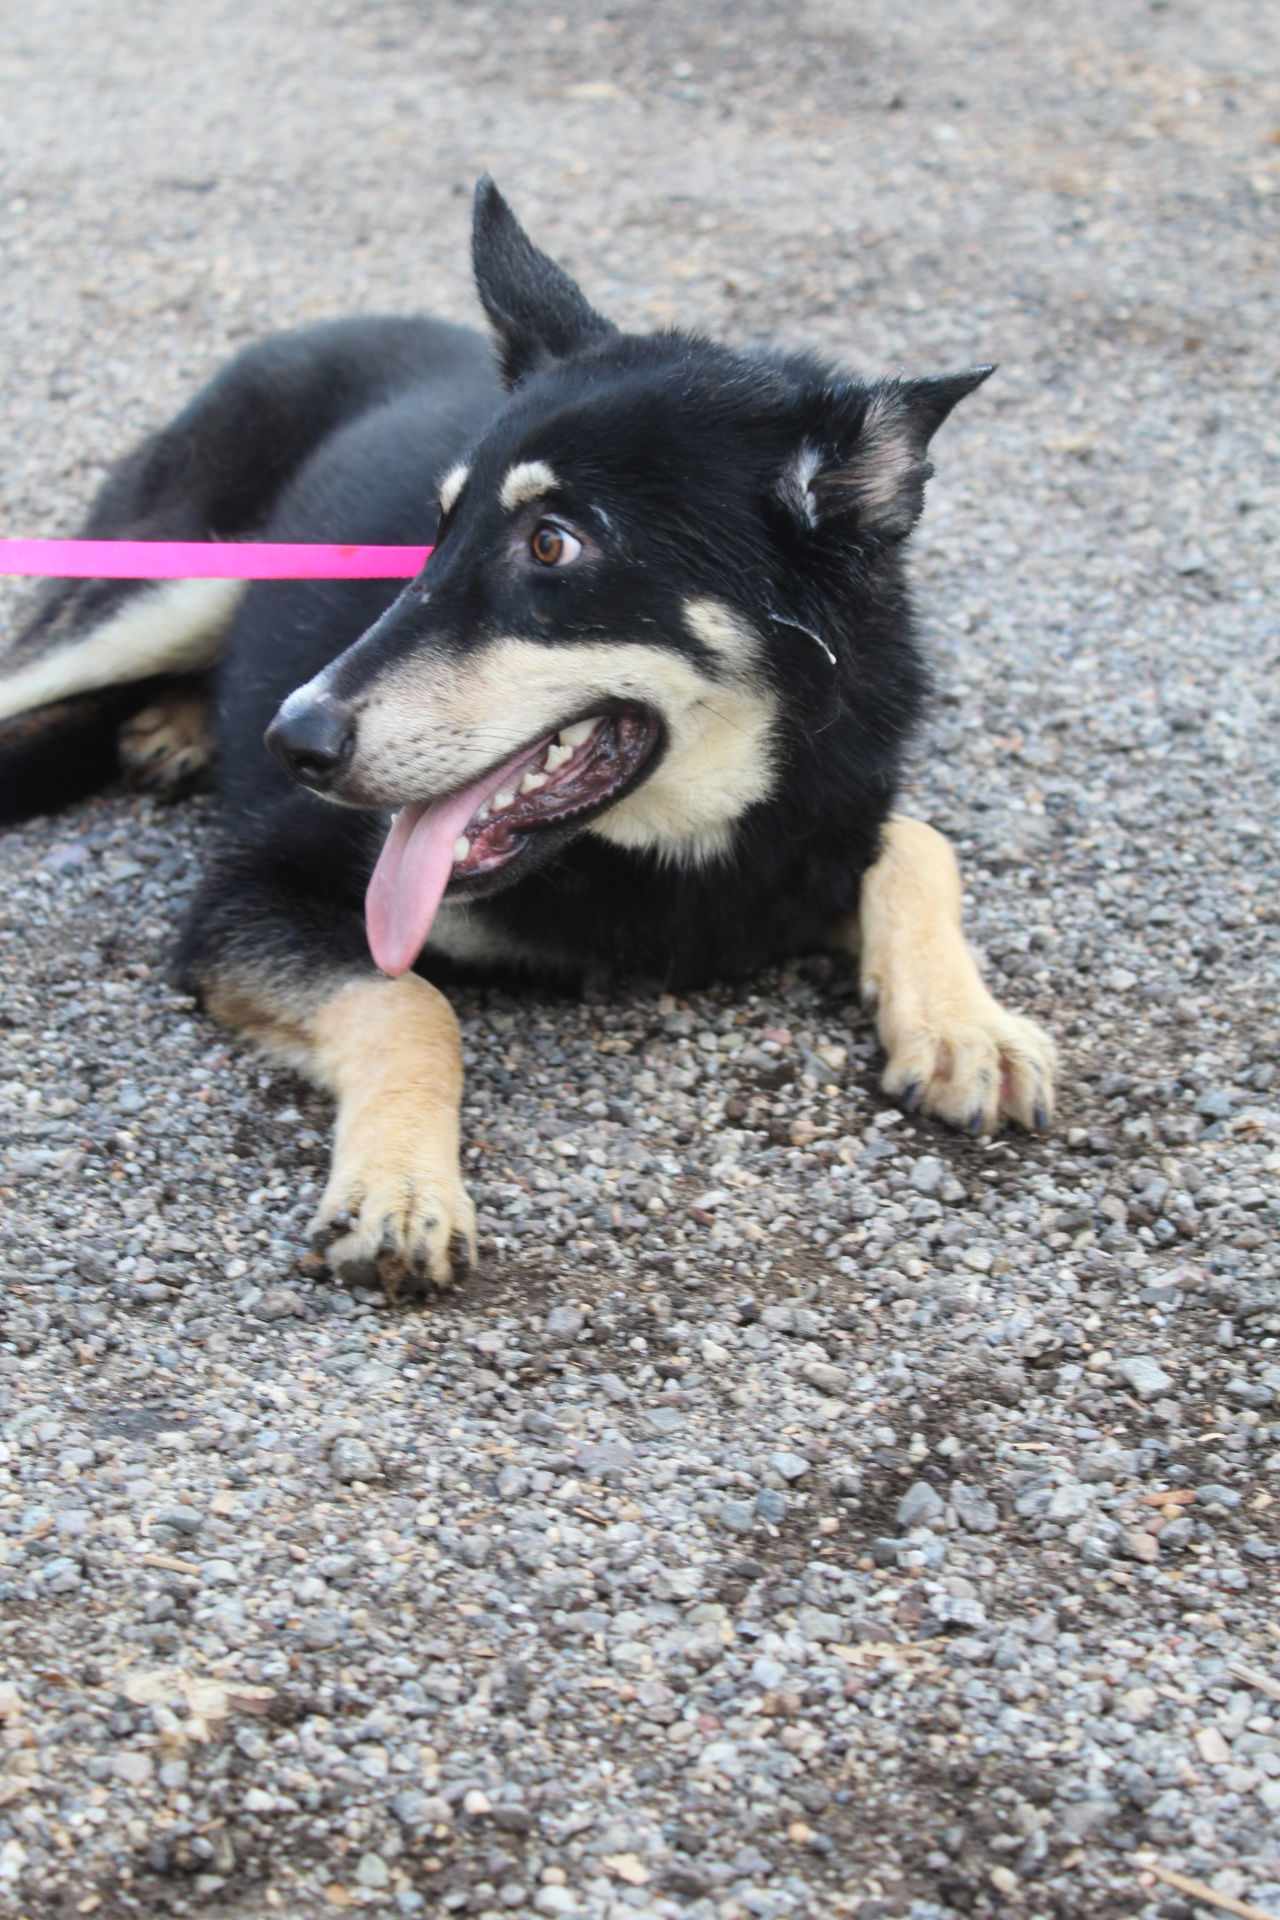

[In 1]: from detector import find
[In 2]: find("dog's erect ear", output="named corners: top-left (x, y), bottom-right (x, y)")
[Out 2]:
top-left (794, 366), bottom-right (995, 539)
top-left (472, 178), bottom-right (616, 387)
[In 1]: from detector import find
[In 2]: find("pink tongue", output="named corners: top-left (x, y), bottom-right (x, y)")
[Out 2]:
top-left (365, 773), bottom-right (498, 976)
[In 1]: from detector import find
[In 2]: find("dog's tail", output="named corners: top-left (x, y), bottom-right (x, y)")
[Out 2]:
top-left (0, 315), bottom-right (455, 825)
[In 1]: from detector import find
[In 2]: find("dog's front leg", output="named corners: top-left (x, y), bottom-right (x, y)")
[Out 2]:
top-left (831, 814), bottom-right (1057, 1135)
top-left (206, 969), bottom-right (474, 1294)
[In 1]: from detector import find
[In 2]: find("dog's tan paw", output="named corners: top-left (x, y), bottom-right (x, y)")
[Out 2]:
top-left (880, 996), bottom-right (1057, 1137)
top-left (310, 1152), bottom-right (476, 1295)
top-left (118, 694), bottom-right (213, 792)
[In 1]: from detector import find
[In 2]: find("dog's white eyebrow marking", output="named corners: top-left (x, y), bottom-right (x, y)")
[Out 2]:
top-left (438, 463), bottom-right (470, 516)
top-left (499, 459), bottom-right (559, 514)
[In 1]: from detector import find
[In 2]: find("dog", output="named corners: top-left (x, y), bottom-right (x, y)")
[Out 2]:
top-left (0, 179), bottom-right (1057, 1295)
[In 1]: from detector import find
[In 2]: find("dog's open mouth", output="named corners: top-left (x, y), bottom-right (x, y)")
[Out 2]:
top-left (365, 707), bottom-right (657, 975)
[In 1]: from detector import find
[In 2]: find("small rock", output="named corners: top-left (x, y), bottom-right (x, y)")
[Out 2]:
top-left (662, 1864), bottom-right (712, 1898)
top-left (1058, 1799), bottom-right (1116, 1842)
top-left (718, 1500), bottom-right (755, 1533)
top-left (542, 1305), bottom-right (584, 1344)
top-left (927, 1592), bottom-right (987, 1632)
top-left (155, 1505), bottom-right (204, 1535)
top-left (769, 1450), bottom-right (810, 1482)
top-left (1114, 1355), bottom-right (1174, 1399)
top-left (331, 1436), bottom-right (380, 1483)
top-left (256, 1285), bottom-right (302, 1320)
top-left (644, 1406), bottom-right (685, 1435)
top-left (534, 1890), bottom-right (581, 1916)
top-left (1226, 1377), bottom-right (1274, 1408)
top-left (41, 841), bottom-right (90, 872)
top-left (799, 1360), bottom-right (851, 1396)
top-left (754, 1487), bottom-right (787, 1524)
top-left (907, 1155), bottom-right (945, 1194)
top-left (391, 1790), bottom-right (432, 1827)
top-left (897, 1480), bottom-right (945, 1528)
top-left (1046, 1482), bottom-right (1091, 1522)
top-left (574, 1439), bottom-right (634, 1476)
top-left (1195, 1726), bottom-right (1232, 1766)
top-left (793, 1606), bottom-right (844, 1643)
top-left (951, 1484), bottom-right (999, 1533)
top-left (354, 1852), bottom-right (390, 1889)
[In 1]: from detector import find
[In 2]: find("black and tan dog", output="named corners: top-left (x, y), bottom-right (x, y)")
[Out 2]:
top-left (0, 181), bottom-right (1056, 1293)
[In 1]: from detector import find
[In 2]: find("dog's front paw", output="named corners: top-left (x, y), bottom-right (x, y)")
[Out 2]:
top-left (309, 1148), bottom-right (476, 1296)
top-left (880, 994), bottom-right (1057, 1136)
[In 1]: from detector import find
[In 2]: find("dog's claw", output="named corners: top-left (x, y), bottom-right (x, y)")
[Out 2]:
top-left (879, 999), bottom-right (1057, 1137)
top-left (308, 1163), bottom-right (476, 1297)
top-left (310, 1208), bottom-right (352, 1252)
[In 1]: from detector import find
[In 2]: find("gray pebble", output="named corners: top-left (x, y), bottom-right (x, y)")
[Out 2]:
top-left (542, 1305), bottom-right (584, 1343)
top-left (1113, 1356), bottom-right (1174, 1399)
top-left (154, 1505), bottom-right (203, 1535)
top-left (951, 1484), bottom-right (1000, 1533)
top-left (574, 1439), bottom-right (634, 1475)
top-left (897, 1480), bottom-right (945, 1527)
top-left (330, 1436), bottom-right (380, 1483)
top-left (256, 1286), bottom-right (303, 1321)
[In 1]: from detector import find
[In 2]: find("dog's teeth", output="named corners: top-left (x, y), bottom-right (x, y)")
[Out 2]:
top-left (492, 789), bottom-right (516, 812)
top-left (544, 743), bottom-right (573, 772)
top-left (453, 836), bottom-right (470, 863)
top-left (520, 770), bottom-right (548, 795)
top-left (559, 719), bottom-right (595, 749)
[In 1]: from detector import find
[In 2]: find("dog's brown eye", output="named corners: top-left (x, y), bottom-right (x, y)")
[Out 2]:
top-left (529, 523), bottom-right (582, 567)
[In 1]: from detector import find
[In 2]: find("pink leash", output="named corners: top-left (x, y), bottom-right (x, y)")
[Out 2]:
top-left (0, 540), bottom-right (432, 580)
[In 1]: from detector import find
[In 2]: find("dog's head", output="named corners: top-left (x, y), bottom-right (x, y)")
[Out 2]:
top-left (267, 180), bottom-right (991, 975)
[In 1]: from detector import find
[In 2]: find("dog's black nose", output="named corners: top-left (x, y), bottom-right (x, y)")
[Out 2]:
top-left (265, 699), bottom-right (354, 791)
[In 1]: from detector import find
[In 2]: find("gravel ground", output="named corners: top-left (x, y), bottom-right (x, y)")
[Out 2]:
top-left (2, 3), bottom-right (1279, 1917)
